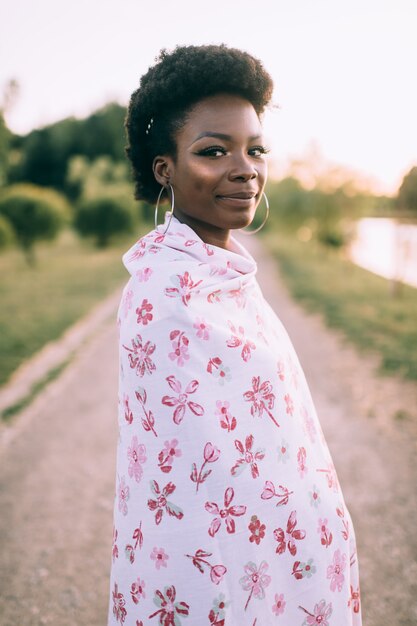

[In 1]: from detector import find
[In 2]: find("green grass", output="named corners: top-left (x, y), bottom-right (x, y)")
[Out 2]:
top-left (0, 228), bottom-right (143, 387)
top-left (263, 231), bottom-right (417, 381)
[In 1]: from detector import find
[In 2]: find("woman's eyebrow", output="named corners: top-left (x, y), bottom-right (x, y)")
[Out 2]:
top-left (191, 131), bottom-right (262, 145)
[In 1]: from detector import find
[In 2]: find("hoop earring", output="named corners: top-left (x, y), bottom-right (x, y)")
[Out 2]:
top-left (240, 191), bottom-right (269, 235)
top-left (154, 183), bottom-right (175, 234)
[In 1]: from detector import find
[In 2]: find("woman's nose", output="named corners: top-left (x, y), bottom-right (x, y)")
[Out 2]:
top-left (228, 154), bottom-right (258, 181)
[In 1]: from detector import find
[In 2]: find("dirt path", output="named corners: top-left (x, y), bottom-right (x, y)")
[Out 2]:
top-left (1, 237), bottom-right (416, 626)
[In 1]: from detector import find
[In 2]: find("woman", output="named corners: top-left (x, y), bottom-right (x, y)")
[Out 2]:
top-left (109, 45), bottom-right (361, 625)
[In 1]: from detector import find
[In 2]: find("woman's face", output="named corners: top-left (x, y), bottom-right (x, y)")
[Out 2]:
top-left (153, 94), bottom-right (268, 249)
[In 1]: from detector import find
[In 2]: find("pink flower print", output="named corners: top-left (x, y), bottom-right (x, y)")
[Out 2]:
top-left (130, 577), bottom-right (146, 605)
top-left (309, 485), bottom-right (321, 508)
top-left (287, 354), bottom-right (300, 389)
top-left (207, 289), bottom-right (222, 304)
top-left (186, 549), bottom-right (227, 585)
top-left (168, 330), bottom-right (190, 366)
top-left (272, 593), bottom-right (286, 616)
top-left (135, 386), bottom-right (157, 437)
top-left (277, 439), bottom-right (290, 464)
top-left (207, 357), bottom-right (232, 385)
top-left (273, 510), bottom-right (306, 556)
top-left (205, 487), bottom-right (246, 537)
top-left (292, 559), bottom-right (316, 580)
top-left (299, 599), bottom-right (333, 626)
top-left (301, 405), bottom-right (317, 443)
top-left (336, 504), bottom-right (350, 540)
top-left (261, 480), bottom-right (293, 507)
top-left (190, 442), bottom-right (221, 492)
top-left (118, 476), bottom-right (130, 516)
top-left (125, 522), bottom-right (143, 564)
top-left (317, 518), bottom-right (333, 548)
top-left (112, 526), bottom-right (119, 562)
top-left (112, 583), bottom-right (127, 624)
top-left (297, 446), bottom-right (308, 478)
top-left (149, 585), bottom-right (190, 624)
top-left (248, 515), bottom-right (266, 545)
top-left (194, 317), bottom-right (212, 340)
top-left (150, 547), bottom-right (169, 570)
top-left (284, 393), bottom-right (294, 416)
top-left (349, 585), bottom-right (361, 614)
top-left (127, 436), bottom-right (147, 482)
top-left (277, 359), bottom-right (285, 381)
top-left (164, 271), bottom-right (202, 306)
top-left (228, 287), bottom-right (247, 308)
top-left (147, 480), bottom-right (184, 525)
top-left (317, 463), bottom-right (339, 492)
top-left (215, 400), bottom-right (237, 432)
top-left (158, 439), bottom-right (182, 474)
top-left (327, 549), bottom-right (347, 591)
top-left (136, 267), bottom-right (153, 282)
top-left (226, 321), bottom-right (256, 362)
top-left (136, 298), bottom-right (153, 325)
top-left (210, 593), bottom-right (230, 623)
top-left (123, 393), bottom-right (133, 424)
top-left (231, 435), bottom-right (265, 479)
top-left (123, 334), bottom-right (156, 377)
top-left (244, 376), bottom-right (279, 428)
top-left (162, 375), bottom-right (204, 425)
top-left (122, 288), bottom-right (133, 318)
top-left (239, 560), bottom-right (271, 610)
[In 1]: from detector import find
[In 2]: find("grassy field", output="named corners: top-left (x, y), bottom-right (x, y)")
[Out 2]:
top-left (0, 228), bottom-right (144, 387)
top-left (263, 231), bottom-right (417, 381)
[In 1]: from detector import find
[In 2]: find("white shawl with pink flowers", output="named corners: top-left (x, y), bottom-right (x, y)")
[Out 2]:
top-left (108, 214), bottom-right (361, 626)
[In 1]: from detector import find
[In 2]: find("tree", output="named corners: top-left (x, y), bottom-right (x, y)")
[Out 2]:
top-left (74, 195), bottom-right (134, 247)
top-left (397, 166), bottom-right (417, 215)
top-left (0, 184), bottom-right (69, 264)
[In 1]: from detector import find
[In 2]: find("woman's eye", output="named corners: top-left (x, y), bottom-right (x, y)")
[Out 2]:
top-left (197, 146), bottom-right (227, 157)
top-left (249, 146), bottom-right (270, 157)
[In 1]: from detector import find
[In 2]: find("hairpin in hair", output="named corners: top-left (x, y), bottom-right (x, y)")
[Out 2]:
top-left (145, 117), bottom-right (154, 135)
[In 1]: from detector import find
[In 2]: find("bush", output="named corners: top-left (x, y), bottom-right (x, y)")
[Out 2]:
top-left (0, 184), bottom-right (70, 264)
top-left (0, 214), bottom-right (14, 250)
top-left (74, 195), bottom-right (134, 247)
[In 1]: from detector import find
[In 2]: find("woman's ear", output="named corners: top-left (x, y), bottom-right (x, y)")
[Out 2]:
top-left (153, 156), bottom-right (174, 186)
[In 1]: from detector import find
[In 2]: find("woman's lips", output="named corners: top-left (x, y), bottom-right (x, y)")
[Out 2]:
top-left (216, 192), bottom-right (257, 207)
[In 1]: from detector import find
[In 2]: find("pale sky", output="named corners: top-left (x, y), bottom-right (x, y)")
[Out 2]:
top-left (1, 0), bottom-right (416, 194)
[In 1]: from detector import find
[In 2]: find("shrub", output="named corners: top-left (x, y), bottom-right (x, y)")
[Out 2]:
top-left (0, 214), bottom-right (15, 250)
top-left (74, 195), bottom-right (134, 247)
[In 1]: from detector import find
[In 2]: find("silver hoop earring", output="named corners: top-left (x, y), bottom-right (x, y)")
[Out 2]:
top-left (154, 183), bottom-right (175, 234)
top-left (240, 191), bottom-right (269, 235)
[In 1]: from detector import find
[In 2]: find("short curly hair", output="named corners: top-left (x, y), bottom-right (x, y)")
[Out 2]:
top-left (125, 44), bottom-right (274, 203)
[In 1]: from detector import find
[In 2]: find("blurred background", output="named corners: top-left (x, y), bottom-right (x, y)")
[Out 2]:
top-left (0, 1), bottom-right (416, 625)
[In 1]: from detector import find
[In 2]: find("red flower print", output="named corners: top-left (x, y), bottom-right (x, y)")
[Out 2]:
top-left (164, 271), bottom-right (202, 306)
top-left (135, 386), bottom-right (157, 437)
top-left (194, 316), bottom-right (212, 340)
top-left (112, 583), bottom-right (127, 624)
top-left (231, 435), bottom-right (265, 479)
top-left (299, 599), bottom-right (333, 625)
top-left (336, 504), bottom-right (350, 540)
top-left (297, 446), bottom-right (308, 478)
top-left (215, 400), bottom-right (237, 432)
top-left (185, 549), bottom-right (227, 585)
top-left (125, 522), bottom-right (143, 564)
top-left (127, 435), bottom-right (147, 482)
top-left (317, 517), bottom-right (333, 548)
top-left (168, 330), bottom-right (190, 367)
top-left (349, 585), bottom-right (361, 614)
top-left (243, 376), bottom-right (279, 428)
top-left (205, 487), bottom-right (246, 536)
top-left (292, 559), bottom-right (316, 580)
top-left (190, 442), bottom-right (221, 492)
top-left (207, 357), bottom-right (232, 385)
top-left (123, 393), bottom-right (133, 424)
top-left (261, 480), bottom-right (293, 507)
top-left (272, 593), bottom-right (286, 616)
top-left (207, 289), bottom-right (222, 304)
top-left (136, 298), bottom-right (153, 325)
top-left (284, 393), bottom-right (294, 416)
top-left (158, 438), bottom-right (182, 474)
top-left (273, 510), bottom-right (306, 556)
top-left (130, 577), bottom-right (146, 604)
top-left (327, 549), bottom-right (347, 591)
top-left (239, 560), bottom-right (271, 610)
top-left (118, 476), bottom-right (130, 516)
top-left (147, 480), bottom-right (184, 525)
top-left (112, 526), bottom-right (119, 562)
top-left (226, 321), bottom-right (256, 361)
top-left (162, 376), bottom-right (204, 425)
top-left (248, 515), bottom-right (266, 545)
top-left (150, 546), bottom-right (169, 570)
top-left (149, 585), bottom-right (190, 625)
top-left (123, 334), bottom-right (156, 377)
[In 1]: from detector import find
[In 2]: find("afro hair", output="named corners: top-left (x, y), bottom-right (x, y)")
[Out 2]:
top-left (125, 44), bottom-right (274, 203)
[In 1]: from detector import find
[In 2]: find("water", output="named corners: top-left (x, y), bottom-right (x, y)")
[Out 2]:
top-left (349, 217), bottom-right (417, 288)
